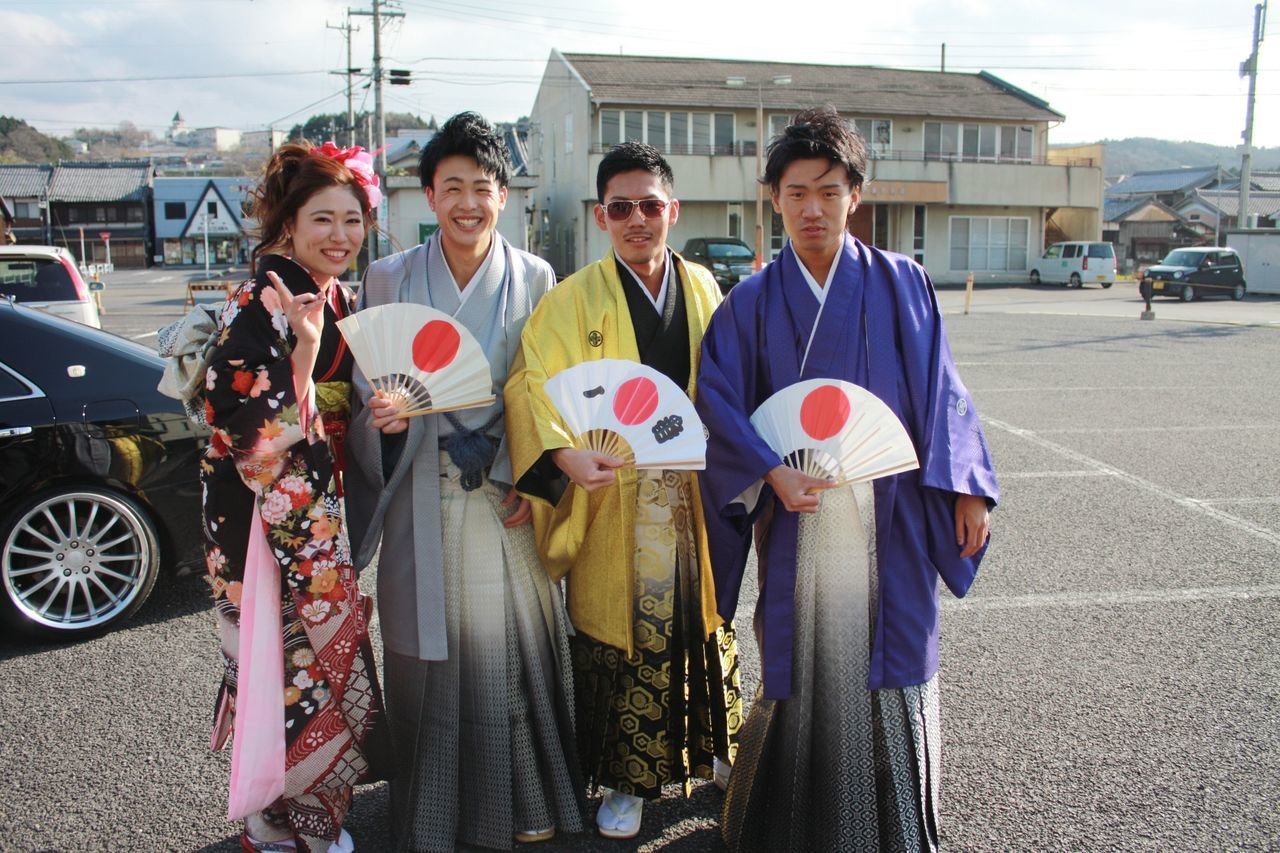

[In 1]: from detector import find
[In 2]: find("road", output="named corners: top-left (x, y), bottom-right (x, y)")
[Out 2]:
top-left (1, 270), bottom-right (1277, 851)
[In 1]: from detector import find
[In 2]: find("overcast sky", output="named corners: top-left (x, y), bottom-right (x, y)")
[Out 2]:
top-left (3, 0), bottom-right (1277, 152)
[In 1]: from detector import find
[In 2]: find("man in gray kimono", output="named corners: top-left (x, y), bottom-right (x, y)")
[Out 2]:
top-left (344, 111), bottom-right (584, 850)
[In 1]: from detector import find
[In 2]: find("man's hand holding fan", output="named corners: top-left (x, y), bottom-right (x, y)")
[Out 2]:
top-left (336, 303), bottom-right (496, 434)
top-left (543, 360), bottom-right (707, 491)
top-left (751, 379), bottom-right (920, 513)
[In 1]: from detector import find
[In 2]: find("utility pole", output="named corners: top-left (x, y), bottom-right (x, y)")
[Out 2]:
top-left (1239, 1), bottom-right (1267, 229)
top-left (351, 0), bottom-right (403, 261)
top-left (326, 13), bottom-right (359, 146)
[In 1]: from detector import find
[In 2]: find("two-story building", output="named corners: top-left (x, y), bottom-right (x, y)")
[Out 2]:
top-left (0, 165), bottom-right (54, 245)
top-left (529, 51), bottom-right (1103, 283)
top-left (152, 177), bottom-right (254, 266)
top-left (47, 161), bottom-right (153, 269)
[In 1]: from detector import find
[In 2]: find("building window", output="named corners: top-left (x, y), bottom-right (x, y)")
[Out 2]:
top-left (926, 122), bottom-right (1035, 162)
top-left (913, 205), bottom-right (926, 266)
top-left (601, 109), bottom-right (620, 147)
top-left (855, 119), bottom-right (892, 156)
top-left (713, 113), bottom-right (734, 154)
top-left (727, 202), bottom-right (743, 240)
top-left (949, 216), bottom-right (1030, 271)
top-left (14, 201), bottom-right (38, 219)
top-left (692, 113), bottom-right (711, 154)
top-left (873, 204), bottom-right (889, 250)
top-left (624, 111), bottom-right (643, 144)
top-left (769, 114), bottom-right (790, 145)
top-left (770, 209), bottom-right (785, 256)
top-left (128, 206), bottom-right (144, 223)
top-left (207, 201), bottom-right (217, 216)
top-left (164, 202), bottom-right (186, 220)
top-left (95, 207), bottom-right (107, 223)
top-left (670, 112), bottom-right (688, 155)
top-left (647, 111), bottom-right (666, 151)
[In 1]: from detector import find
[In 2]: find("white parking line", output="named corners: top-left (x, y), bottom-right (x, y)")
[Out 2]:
top-left (984, 417), bottom-right (1280, 548)
top-left (130, 331), bottom-right (158, 340)
top-left (974, 385), bottom-right (1243, 393)
top-left (944, 583), bottom-right (1280, 611)
top-left (997, 470), bottom-right (1110, 479)
top-left (1190, 496), bottom-right (1280, 506)
top-left (1038, 424), bottom-right (1274, 434)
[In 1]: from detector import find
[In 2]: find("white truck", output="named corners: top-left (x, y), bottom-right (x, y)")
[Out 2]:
top-left (1225, 229), bottom-right (1280, 295)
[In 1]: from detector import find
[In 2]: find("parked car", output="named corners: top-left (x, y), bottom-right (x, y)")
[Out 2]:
top-left (1029, 241), bottom-right (1117, 288)
top-left (0, 299), bottom-right (206, 639)
top-left (681, 237), bottom-right (756, 293)
top-left (1142, 247), bottom-right (1247, 302)
top-left (0, 245), bottom-right (102, 328)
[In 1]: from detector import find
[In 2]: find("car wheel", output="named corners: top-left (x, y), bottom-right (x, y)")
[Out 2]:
top-left (1029, 269), bottom-right (1041, 286)
top-left (1231, 284), bottom-right (1245, 301)
top-left (0, 487), bottom-right (161, 639)
top-left (1180, 284), bottom-right (1195, 302)
top-left (1069, 273), bottom-right (1082, 288)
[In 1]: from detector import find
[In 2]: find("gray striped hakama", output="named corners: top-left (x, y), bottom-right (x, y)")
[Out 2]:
top-left (723, 483), bottom-right (941, 853)
top-left (382, 454), bottom-right (585, 852)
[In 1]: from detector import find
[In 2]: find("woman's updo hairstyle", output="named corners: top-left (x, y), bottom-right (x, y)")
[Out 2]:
top-left (249, 140), bottom-right (373, 268)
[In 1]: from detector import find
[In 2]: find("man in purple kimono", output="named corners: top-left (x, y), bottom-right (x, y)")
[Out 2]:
top-left (696, 108), bottom-right (999, 852)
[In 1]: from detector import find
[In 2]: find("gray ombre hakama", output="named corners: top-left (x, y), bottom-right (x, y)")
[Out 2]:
top-left (723, 483), bottom-right (941, 853)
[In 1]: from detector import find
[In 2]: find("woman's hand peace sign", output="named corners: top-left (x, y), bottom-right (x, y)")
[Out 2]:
top-left (267, 270), bottom-right (326, 350)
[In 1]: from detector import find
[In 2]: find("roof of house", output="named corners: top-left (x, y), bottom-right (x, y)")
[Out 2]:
top-left (1106, 167), bottom-right (1218, 196)
top-left (558, 52), bottom-right (1064, 121)
top-left (1103, 196), bottom-right (1167, 223)
top-left (0, 164), bottom-right (53, 199)
top-left (49, 161), bottom-right (152, 203)
top-left (1180, 189), bottom-right (1280, 218)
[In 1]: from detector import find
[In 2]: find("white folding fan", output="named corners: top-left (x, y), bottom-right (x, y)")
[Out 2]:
top-left (750, 379), bottom-right (919, 485)
top-left (544, 359), bottom-right (706, 470)
top-left (336, 303), bottom-right (494, 417)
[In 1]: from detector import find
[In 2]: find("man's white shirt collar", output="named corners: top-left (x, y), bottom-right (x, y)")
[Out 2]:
top-left (617, 250), bottom-right (671, 314)
top-left (795, 244), bottom-right (840, 305)
top-left (442, 232), bottom-right (498, 310)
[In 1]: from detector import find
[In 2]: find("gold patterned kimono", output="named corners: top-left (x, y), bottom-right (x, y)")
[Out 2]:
top-left (505, 248), bottom-right (741, 798)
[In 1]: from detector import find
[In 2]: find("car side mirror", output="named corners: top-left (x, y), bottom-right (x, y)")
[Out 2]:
top-left (88, 281), bottom-right (104, 292)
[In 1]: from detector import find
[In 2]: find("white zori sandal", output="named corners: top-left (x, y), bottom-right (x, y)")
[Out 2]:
top-left (596, 788), bottom-right (643, 840)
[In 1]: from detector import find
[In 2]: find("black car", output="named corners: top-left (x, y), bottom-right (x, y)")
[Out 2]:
top-left (1142, 247), bottom-right (1247, 302)
top-left (0, 299), bottom-right (206, 638)
top-left (681, 238), bottom-right (756, 293)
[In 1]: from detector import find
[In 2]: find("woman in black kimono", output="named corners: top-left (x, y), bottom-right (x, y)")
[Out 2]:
top-left (201, 142), bottom-right (387, 853)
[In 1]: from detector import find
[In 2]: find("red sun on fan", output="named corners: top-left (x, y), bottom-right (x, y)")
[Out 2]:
top-left (613, 376), bottom-right (659, 426)
top-left (799, 384), bottom-right (851, 440)
top-left (412, 320), bottom-right (461, 373)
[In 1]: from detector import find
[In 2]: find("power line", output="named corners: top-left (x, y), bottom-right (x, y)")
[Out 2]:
top-left (0, 70), bottom-right (329, 85)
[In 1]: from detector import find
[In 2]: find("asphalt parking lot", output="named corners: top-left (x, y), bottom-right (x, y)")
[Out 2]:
top-left (1, 274), bottom-right (1278, 851)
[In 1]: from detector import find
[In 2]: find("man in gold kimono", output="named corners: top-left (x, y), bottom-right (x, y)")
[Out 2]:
top-left (505, 142), bottom-right (741, 840)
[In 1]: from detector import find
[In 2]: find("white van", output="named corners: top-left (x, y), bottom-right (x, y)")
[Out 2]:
top-left (1029, 241), bottom-right (1117, 288)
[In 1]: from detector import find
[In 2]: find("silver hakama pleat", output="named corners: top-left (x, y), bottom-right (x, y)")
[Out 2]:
top-left (723, 483), bottom-right (941, 853)
top-left (382, 453), bottom-right (584, 852)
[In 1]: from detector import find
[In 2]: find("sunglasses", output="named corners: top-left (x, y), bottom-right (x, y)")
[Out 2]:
top-left (603, 199), bottom-right (669, 221)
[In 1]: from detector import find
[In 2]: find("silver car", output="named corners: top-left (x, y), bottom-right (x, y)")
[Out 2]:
top-left (0, 245), bottom-right (102, 328)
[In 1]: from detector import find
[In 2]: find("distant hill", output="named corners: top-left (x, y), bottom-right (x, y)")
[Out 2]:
top-left (1056, 137), bottom-right (1280, 177)
top-left (0, 116), bottom-right (72, 163)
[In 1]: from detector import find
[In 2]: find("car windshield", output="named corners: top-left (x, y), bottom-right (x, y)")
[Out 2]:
top-left (1163, 250), bottom-right (1204, 267)
top-left (0, 258), bottom-right (79, 302)
top-left (707, 242), bottom-right (755, 260)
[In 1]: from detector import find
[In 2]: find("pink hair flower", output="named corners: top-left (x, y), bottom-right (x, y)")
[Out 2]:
top-left (311, 141), bottom-right (383, 209)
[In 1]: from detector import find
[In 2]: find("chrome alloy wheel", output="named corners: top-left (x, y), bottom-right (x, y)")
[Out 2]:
top-left (2, 489), bottom-right (159, 635)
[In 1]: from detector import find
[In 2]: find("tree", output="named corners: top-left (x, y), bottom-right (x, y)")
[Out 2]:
top-left (72, 121), bottom-right (154, 158)
top-left (287, 111), bottom-right (431, 148)
top-left (0, 116), bottom-right (73, 163)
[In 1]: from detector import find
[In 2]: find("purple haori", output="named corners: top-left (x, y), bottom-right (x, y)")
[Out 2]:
top-left (696, 235), bottom-right (1000, 700)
